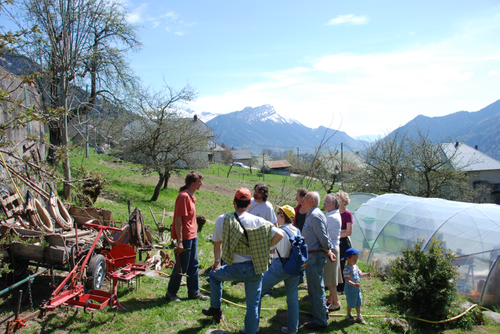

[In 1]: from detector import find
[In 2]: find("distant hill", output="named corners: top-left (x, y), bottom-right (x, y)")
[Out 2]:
top-left (204, 104), bottom-right (365, 154)
top-left (388, 100), bottom-right (500, 160)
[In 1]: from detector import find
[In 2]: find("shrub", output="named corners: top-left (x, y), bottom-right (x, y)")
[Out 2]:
top-left (387, 237), bottom-right (460, 322)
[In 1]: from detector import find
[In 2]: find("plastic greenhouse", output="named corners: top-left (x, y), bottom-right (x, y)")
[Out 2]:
top-left (348, 193), bottom-right (500, 307)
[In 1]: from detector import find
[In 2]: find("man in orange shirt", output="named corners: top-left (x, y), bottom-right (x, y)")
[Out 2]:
top-left (166, 171), bottom-right (209, 302)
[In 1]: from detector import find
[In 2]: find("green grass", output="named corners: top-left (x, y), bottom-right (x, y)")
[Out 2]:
top-left (5, 149), bottom-right (499, 334)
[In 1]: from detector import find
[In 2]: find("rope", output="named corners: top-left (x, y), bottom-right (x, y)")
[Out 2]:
top-left (198, 287), bottom-right (491, 323)
top-left (157, 274), bottom-right (494, 324)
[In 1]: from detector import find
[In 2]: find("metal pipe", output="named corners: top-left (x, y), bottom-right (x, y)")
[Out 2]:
top-left (0, 268), bottom-right (49, 296)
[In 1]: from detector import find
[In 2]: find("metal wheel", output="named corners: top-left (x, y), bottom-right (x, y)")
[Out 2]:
top-left (86, 254), bottom-right (107, 290)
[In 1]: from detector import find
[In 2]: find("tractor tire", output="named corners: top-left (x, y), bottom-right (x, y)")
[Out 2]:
top-left (86, 254), bottom-right (107, 290)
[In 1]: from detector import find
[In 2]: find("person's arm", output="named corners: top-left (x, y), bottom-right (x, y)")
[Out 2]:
top-left (311, 214), bottom-right (334, 251)
top-left (347, 279), bottom-right (360, 287)
top-left (174, 216), bottom-right (184, 255)
top-left (212, 241), bottom-right (222, 271)
top-left (270, 229), bottom-right (284, 247)
top-left (360, 271), bottom-right (371, 278)
top-left (341, 222), bottom-right (353, 238)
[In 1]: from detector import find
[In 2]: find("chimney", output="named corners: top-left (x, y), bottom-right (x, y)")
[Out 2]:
top-left (475, 145), bottom-right (478, 150)
top-left (193, 115), bottom-right (198, 122)
top-left (455, 142), bottom-right (459, 148)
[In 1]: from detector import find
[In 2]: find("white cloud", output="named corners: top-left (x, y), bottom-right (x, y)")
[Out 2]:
top-left (190, 34), bottom-right (500, 137)
top-left (126, 3), bottom-right (148, 23)
top-left (161, 11), bottom-right (180, 21)
top-left (126, 5), bottom-right (193, 35)
top-left (327, 14), bottom-right (368, 25)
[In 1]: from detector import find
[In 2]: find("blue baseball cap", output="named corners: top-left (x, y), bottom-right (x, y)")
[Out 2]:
top-left (341, 248), bottom-right (359, 261)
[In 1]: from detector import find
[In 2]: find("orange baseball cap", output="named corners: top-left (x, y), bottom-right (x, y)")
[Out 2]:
top-left (235, 188), bottom-right (251, 200)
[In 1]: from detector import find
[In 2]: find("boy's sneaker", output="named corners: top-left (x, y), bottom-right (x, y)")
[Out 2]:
top-left (356, 315), bottom-right (367, 325)
top-left (345, 314), bottom-right (355, 323)
top-left (281, 327), bottom-right (297, 334)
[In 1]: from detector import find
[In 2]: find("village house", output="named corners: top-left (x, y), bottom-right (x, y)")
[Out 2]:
top-left (263, 160), bottom-right (292, 176)
top-left (441, 142), bottom-right (500, 204)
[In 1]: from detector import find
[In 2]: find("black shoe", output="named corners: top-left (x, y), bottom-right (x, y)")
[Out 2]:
top-left (304, 321), bottom-right (327, 330)
top-left (202, 307), bottom-right (222, 323)
top-left (165, 292), bottom-right (181, 302)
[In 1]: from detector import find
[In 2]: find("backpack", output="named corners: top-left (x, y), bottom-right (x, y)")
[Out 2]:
top-left (276, 226), bottom-right (308, 276)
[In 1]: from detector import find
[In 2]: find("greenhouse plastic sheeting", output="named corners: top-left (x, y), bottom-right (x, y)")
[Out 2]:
top-left (346, 192), bottom-right (377, 213)
top-left (350, 193), bottom-right (500, 306)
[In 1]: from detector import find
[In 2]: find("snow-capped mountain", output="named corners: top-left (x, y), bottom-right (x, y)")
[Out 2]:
top-left (204, 104), bottom-right (364, 154)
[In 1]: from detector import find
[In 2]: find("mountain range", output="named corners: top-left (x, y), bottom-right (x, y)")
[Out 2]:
top-left (187, 100), bottom-right (500, 160)
top-left (388, 99), bottom-right (500, 160)
top-left (198, 105), bottom-right (365, 154)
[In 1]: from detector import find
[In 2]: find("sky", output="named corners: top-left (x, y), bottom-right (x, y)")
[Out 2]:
top-left (123, 0), bottom-right (500, 138)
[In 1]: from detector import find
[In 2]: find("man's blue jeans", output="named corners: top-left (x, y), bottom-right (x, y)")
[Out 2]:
top-left (209, 261), bottom-right (263, 334)
top-left (167, 237), bottom-right (200, 296)
top-left (259, 258), bottom-right (299, 333)
top-left (305, 252), bottom-right (328, 326)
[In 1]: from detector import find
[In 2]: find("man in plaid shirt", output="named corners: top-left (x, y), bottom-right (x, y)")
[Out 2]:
top-left (202, 188), bottom-right (284, 334)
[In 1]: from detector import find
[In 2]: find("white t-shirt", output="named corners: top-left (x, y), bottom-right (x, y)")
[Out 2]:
top-left (326, 209), bottom-right (341, 249)
top-left (272, 224), bottom-right (299, 259)
top-left (212, 211), bottom-right (279, 263)
top-left (247, 199), bottom-right (277, 225)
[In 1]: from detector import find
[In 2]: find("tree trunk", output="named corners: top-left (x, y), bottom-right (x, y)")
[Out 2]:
top-left (62, 114), bottom-right (71, 199)
top-left (47, 127), bottom-right (62, 165)
top-left (151, 171), bottom-right (165, 201)
top-left (162, 169), bottom-right (171, 189)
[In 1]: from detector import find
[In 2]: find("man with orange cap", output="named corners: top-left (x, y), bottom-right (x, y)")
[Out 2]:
top-left (202, 188), bottom-right (284, 334)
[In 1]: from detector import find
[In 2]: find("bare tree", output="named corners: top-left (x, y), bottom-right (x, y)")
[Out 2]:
top-left (297, 124), bottom-right (341, 191)
top-left (349, 129), bottom-right (474, 200)
top-left (121, 84), bottom-right (211, 202)
top-left (351, 128), bottom-right (410, 194)
top-left (12, 0), bottom-right (140, 198)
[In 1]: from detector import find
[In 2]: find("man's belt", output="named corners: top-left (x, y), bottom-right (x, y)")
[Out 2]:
top-left (308, 249), bottom-right (325, 254)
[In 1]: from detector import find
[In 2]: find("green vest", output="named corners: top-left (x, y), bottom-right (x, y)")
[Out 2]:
top-left (221, 212), bottom-right (274, 275)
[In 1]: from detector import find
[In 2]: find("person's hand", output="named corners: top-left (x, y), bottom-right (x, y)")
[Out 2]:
top-left (174, 241), bottom-right (184, 255)
top-left (270, 249), bottom-right (275, 254)
top-left (212, 261), bottom-right (221, 271)
top-left (367, 272), bottom-right (371, 277)
top-left (327, 250), bottom-right (336, 262)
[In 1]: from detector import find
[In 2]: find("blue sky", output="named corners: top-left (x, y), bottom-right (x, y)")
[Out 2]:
top-left (124, 0), bottom-right (500, 138)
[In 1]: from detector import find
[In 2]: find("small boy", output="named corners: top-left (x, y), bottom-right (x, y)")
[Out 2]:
top-left (341, 248), bottom-right (371, 325)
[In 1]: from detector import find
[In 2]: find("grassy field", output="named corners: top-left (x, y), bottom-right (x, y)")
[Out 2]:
top-left (2, 148), bottom-right (499, 334)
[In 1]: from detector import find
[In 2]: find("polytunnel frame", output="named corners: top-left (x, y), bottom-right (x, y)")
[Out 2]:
top-left (364, 196), bottom-right (483, 262)
top-left (353, 193), bottom-right (500, 307)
